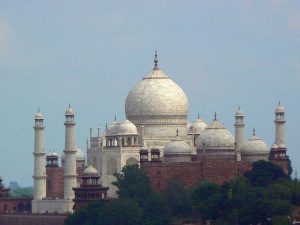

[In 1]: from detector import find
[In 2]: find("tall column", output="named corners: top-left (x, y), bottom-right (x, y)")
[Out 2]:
top-left (63, 106), bottom-right (78, 200)
top-left (33, 111), bottom-right (47, 200)
top-left (234, 107), bottom-right (244, 161)
top-left (270, 102), bottom-right (288, 174)
top-left (274, 102), bottom-right (286, 148)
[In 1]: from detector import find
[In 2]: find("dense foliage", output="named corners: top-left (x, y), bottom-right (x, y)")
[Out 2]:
top-left (65, 165), bottom-right (172, 225)
top-left (65, 161), bottom-right (300, 225)
top-left (9, 186), bottom-right (33, 198)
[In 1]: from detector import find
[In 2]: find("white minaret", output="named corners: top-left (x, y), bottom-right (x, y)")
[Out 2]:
top-left (63, 106), bottom-right (78, 200)
top-left (274, 102), bottom-right (286, 148)
top-left (33, 110), bottom-right (47, 200)
top-left (234, 107), bottom-right (244, 161)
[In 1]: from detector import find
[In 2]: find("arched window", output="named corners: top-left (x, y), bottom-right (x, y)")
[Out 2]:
top-left (17, 203), bottom-right (25, 212)
top-left (126, 157), bottom-right (139, 165)
top-left (25, 203), bottom-right (31, 212)
top-left (127, 137), bottom-right (131, 146)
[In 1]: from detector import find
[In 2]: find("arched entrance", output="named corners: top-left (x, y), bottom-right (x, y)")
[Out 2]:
top-left (126, 157), bottom-right (139, 165)
top-left (17, 203), bottom-right (24, 212)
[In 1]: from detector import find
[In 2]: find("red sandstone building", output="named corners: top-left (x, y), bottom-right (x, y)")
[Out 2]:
top-left (73, 165), bottom-right (109, 211)
top-left (0, 177), bottom-right (32, 213)
top-left (139, 106), bottom-right (289, 192)
top-left (45, 152), bottom-right (85, 199)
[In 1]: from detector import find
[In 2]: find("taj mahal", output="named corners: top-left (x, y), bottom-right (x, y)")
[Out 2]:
top-left (31, 52), bottom-right (288, 213)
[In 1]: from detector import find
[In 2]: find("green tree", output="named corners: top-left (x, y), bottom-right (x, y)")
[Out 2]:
top-left (142, 193), bottom-right (172, 225)
top-left (9, 187), bottom-right (33, 198)
top-left (245, 160), bottom-right (288, 187)
top-left (191, 181), bottom-right (221, 220)
top-left (113, 164), bottom-right (152, 204)
top-left (64, 200), bottom-right (106, 225)
top-left (287, 158), bottom-right (293, 176)
top-left (97, 198), bottom-right (143, 225)
top-left (272, 216), bottom-right (292, 225)
top-left (163, 179), bottom-right (191, 217)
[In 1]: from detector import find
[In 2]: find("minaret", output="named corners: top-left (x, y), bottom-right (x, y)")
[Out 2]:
top-left (274, 102), bottom-right (286, 148)
top-left (234, 106), bottom-right (244, 161)
top-left (33, 110), bottom-right (47, 200)
top-left (270, 102), bottom-right (288, 174)
top-left (63, 105), bottom-right (78, 200)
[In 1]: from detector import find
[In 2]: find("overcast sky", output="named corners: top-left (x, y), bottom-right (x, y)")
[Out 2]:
top-left (0, 0), bottom-right (299, 186)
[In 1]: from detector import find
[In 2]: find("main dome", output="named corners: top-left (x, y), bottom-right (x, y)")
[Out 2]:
top-left (125, 68), bottom-right (189, 121)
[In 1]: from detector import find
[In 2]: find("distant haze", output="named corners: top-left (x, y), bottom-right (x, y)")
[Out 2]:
top-left (0, 1), bottom-right (299, 186)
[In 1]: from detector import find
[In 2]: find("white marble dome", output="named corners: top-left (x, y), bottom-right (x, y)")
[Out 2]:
top-left (76, 148), bottom-right (85, 161)
top-left (35, 112), bottom-right (44, 119)
top-left (235, 109), bottom-right (244, 117)
top-left (106, 121), bottom-right (121, 136)
top-left (65, 107), bottom-right (75, 116)
top-left (275, 104), bottom-right (285, 113)
top-left (83, 165), bottom-right (98, 175)
top-left (47, 152), bottom-right (58, 157)
top-left (189, 118), bottom-right (208, 134)
top-left (241, 132), bottom-right (269, 154)
top-left (164, 140), bottom-right (191, 155)
top-left (196, 119), bottom-right (235, 149)
top-left (125, 68), bottom-right (189, 121)
top-left (118, 120), bottom-right (138, 135)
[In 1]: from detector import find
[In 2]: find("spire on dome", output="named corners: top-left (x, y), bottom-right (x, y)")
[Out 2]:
top-left (198, 113), bottom-right (200, 119)
top-left (154, 50), bottom-right (159, 70)
top-left (114, 115), bottom-right (117, 121)
top-left (214, 112), bottom-right (217, 121)
top-left (252, 128), bottom-right (256, 136)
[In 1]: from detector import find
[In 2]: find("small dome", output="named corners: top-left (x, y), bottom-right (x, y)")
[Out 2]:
top-left (140, 146), bottom-right (148, 151)
top-left (61, 148), bottom-right (85, 161)
top-left (241, 132), bottom-right (269, 153)
top-left (189, 118), bottom-right (208, 134)
top-left (271, 143), bottom-right (278, 149)
top-left (47, 152), bottom-right (58, 157)
top-left (118, 120), bottom-right (138, 135)
top-left (83, 165), bottom-right (98, 176)
top-left (35, 111), bottom-right (44, 119)
top-left (235, 109), bottom-right (244, 117)
top-left (164, 140), bottom-right (191, 155)
top-left (65, 107), bottom-right (75, 116)
top-left (151, 145), bottom-right (160, 150)
top-left (106, 121), bottom-right (121, 136)
top-left (76, 148), bottom-right (85, 161)
top-left (195, 119), bottom-right (235, 149)
top-left (278, 143), bottom-right (286, 148)
top-left (275, 105), bottom-right (285, 113)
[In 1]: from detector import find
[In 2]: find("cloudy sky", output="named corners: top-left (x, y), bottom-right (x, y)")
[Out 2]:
top-left (0, 0), bottom-right (299, 186)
